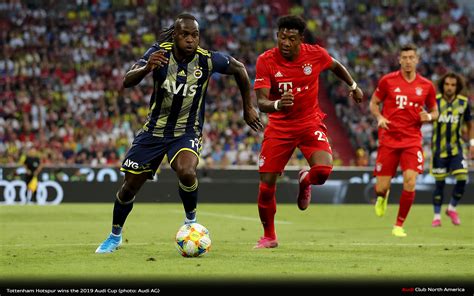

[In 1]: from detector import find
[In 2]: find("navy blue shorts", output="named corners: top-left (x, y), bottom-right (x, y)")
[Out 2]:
top-left (120, 131), bottom-right (202, 179)
top-left (431, 153), bottom-right (468, 178)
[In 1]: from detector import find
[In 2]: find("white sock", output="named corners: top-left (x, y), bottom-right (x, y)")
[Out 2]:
top-left (433, 214), bottom-right (441, 220)
top-left (447, 204), bottom-right (456, 212)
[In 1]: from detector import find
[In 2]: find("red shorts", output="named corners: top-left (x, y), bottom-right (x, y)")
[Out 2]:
top-left (374, 145), bottom-right (424, 177)
top-left (258, 122), bottom-right (332, 173)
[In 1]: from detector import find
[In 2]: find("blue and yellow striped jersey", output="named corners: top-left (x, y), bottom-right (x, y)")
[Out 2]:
top-left (431, 94), bottom-right (472, 157)
top-left (136, 42), bottom-right (230, 137)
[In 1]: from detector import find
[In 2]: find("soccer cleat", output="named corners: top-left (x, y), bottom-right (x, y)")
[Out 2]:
top-left (374, 194), bottom-right (389, 217)
top-left (95, 233), bottom-right (122, 253)
top-left (445, 210), bottom-right (461, 225)
top-left (431, 219), bottom-right (441, 227)
top-left (253, 236), bottom-right (278, 249)
top-left (297, 170), bottom-right (311, 211)
top-left (392, 226), bottom-right (407, 237)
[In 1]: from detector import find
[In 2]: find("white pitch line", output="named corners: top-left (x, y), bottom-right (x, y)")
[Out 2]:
top-left (1, 242), bottom-right (472, 248)
top-left (171, 210), bottom-right (292, 225)
top-left (199, 211), bottom-right (292, 225)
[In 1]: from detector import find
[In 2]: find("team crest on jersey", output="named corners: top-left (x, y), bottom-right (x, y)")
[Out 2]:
top-left (415, 87), bottom-right (423, 96)
top-left (302, 63), bottom-right (312, 75)
top-left (376, 163), bottom-right (382, 172)
top-left (193, 66), bottom-right (203, 79)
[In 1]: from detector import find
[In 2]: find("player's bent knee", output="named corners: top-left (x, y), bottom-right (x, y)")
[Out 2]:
top-left (118, 182), bottom-right (141, 203)
top-left (403, 177), bottom-right (417, 191)
top-left (309, 165), bottom-right (332, 185)
top-left (177, 168), bottom-right (197, 184)
top-left (117, 189), bottom-right (135, 203)
top-left (453, 179), bottom-right (466, 195)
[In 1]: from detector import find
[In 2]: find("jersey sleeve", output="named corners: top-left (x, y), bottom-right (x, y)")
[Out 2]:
top-left (211, 51), bottom-right (231, 74)
top-left (136, 44), bottom-right (160, 66)
top-left (318, 45), bottom-right (333, 71)
top-left (254, 55), bottom-right (271, 90)
top-left (425, 83), bottom-right (437, 110)
top-left (374, 76), bottom-right (388, 102)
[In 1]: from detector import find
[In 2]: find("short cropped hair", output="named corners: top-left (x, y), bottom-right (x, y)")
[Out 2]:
top-left (277, 15), bottom-right (306, 35)
top-left (175, 13), bottom-right (197, 24)
top-left (400, 43), bottom-right (418, 53)
top-left (438, 72), bottom-right (465, 96)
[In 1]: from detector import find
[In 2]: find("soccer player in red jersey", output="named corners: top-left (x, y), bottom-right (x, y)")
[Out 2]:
top-left (369, 44), bottom-right (439, 237)
top-left (253, 15), bottom-right (363, 248)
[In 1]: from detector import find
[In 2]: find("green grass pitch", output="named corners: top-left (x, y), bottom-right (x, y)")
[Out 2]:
top-left (1, 203), bottom-right (472, 284)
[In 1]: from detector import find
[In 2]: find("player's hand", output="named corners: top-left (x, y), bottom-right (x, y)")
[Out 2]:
top-left (145, 50), bottom-right (168, 71)
top-left (243, 107), bottom-right (263, 132)
top-left (377, 116), bottom-right (390, 129)
top-left (349, 87), bottom-right (364, 104)
top-left (419, 111), bottom-right (432, 123)
top-left (280, 90), bottom-right (294, 109)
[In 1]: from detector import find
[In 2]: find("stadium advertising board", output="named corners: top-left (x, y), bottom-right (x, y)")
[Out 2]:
top-left (1, 166), bottom-right (473, 205)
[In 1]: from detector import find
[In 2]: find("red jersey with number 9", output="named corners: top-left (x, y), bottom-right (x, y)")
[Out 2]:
top-left (374, 71), bottom-right (436, 148)
top-left (254, 44), bottom-right (333, 137)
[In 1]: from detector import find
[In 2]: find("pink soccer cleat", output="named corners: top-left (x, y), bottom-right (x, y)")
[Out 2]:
top-left (253, 237), bottom-right (278, 249)
top-left (445, 210), bottom-right (461, 225)
top-left (431, 219), bottom-right (441, 227)
top-left (297, 169), bottom-right (311, 211)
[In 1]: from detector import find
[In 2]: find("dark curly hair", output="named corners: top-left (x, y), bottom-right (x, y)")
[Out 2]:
top-left (277, 15), bottom-right (306, 35)
top-left (438, 72), bottom-right (465, 96)
top-left (157, 13), bottom-right (198, 43)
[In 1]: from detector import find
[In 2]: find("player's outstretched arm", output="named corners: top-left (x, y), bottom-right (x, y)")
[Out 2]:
top-left (328, 58), bottom-right (363, 103)
top-left (225, 56), bottom-right (263, 131)
top-left (123, 50), bottom-right (168, 88)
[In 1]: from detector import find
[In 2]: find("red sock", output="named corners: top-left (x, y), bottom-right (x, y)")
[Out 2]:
top-left (257, 182), bottom-right (277, 239)
top-left (396, 190), bottom-right (415, 226)
top-left (301, 165), bottom-right (333, 187)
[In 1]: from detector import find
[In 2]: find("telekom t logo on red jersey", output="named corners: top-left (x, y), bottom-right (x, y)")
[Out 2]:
top-left (278, 82), bottom-right (293, 93)
top-left (396, 95), bottom-right (408, 109)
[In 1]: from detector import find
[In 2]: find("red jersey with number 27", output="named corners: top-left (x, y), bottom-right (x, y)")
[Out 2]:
top-left (374, 71), bottom-right (436, 148)
top-left (254, 44), bottom-right (333, 137)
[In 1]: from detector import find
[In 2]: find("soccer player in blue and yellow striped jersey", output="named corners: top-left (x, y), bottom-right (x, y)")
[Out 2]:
top-left (96, 13), bottom-right (263, 253)
top-left (430, 72), bottom-right (473, 227)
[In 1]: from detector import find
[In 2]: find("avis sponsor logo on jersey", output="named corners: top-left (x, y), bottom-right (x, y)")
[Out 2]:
top-left (438, 114), bottom-right (459, 123)
top-left (162, 79), bottom-right (198, 97)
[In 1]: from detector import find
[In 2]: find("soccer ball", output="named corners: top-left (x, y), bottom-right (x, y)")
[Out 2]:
top-left (175, 223), bottom-right (211, 257)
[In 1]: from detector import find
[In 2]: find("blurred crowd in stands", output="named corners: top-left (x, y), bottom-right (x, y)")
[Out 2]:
top-left (0, 0), bottom-right (472, 169)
